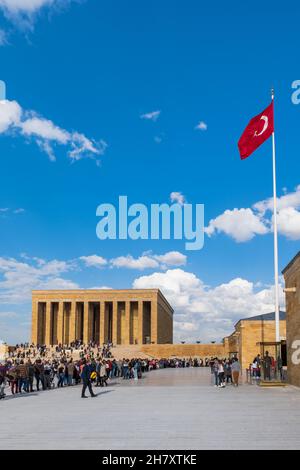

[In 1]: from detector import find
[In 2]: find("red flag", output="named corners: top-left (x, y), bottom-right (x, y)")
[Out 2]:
top-left (238, 101), bottom-right (274, 160)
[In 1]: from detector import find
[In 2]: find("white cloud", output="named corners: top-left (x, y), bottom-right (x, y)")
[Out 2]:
top-left (206, 185), bottom-right (300, 242)
top-left (0, 28), bottom-right (8, 44)
top-left (133, 268), bottom-right (285, 343)
top-left (110, 251), bottom-right (186, 271)
top-left (0, 99), bottom-right (21, 132)
top-left (0, 256), bottom-right (78, 303)
top-left (205, 207), bottom-right (269, 242)
top-left (80, 255), bottom-right (107, 268)
top-left (0, 207), bottom-right (25, 216)
top-left (110, 255), bottom-right (159, 270)
top-left (253, 185), bottom-right (300, 214)
top-left (152, 251), bottom-right (186, 267)
top-left (140, 110), bottom-right (161, 122)
top-left (276, 207), bottom-right (300, 240)
top-left (21, 115), bottom-right (70, 143)
top-left (195, 121), bottom-right (207, 131)
top-left (170, 191), bottom-right (186, 206)
top-left (0, 0), bottom-right (76, 32)
top-left (0, 99), bottom-right (107, 164)
top-left (0, 0), bottom-right (55, 14)
top-left (253, 185), bottom-right (300, 240)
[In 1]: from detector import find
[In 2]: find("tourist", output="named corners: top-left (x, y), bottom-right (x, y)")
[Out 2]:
top-left (224, 360), bottom-right (232, 384)
top-left (277, 355), bottom-right (283, 380)
top-left (16, 360), bottom-right (29, 393)
top-left (57, 362), bottom-right (65, 387)
top-left (81, 358), bottom-right (96, 398)
top-left (27, 359), bottom-right (35, 392)
top-left (44, 361), bottom-right (52, 389)
top-left (100, 361), bottom-right (108, 387)
top-left (35, 359), bottom-right (45, 391)
top-left (67, 359), bottom-right (75, 386)
top-left (218, 360), bottom-right (225, 388)
top-left (263, 351), bottom-right (272, 380)
top-left (7, 366), bottom-right (18, 394)
top-left (0, 364), bottom-right (6, 399)
top-left (212, 358), bottom-right (219, 387)
top-left (133, 360), bottom-right (139, 380)
top-left (122, 359), bottom-right (130, 379)
top-left (231, 358), bottom-right (241, 387)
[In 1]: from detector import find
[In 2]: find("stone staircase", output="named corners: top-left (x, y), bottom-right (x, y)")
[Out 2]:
top-left (110, 345), bottom-right (155, 360)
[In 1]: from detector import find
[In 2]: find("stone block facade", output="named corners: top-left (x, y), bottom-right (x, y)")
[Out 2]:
top-left (282, 252), bottom-right (300, 387)
top-left (140, 343), bottom-right (227, 358)
top-left (31, 289), bottom-right (173, 346)
top-left (226, 316), bottom-right (286, 370)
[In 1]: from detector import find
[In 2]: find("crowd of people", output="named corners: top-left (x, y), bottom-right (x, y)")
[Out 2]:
top-left (0, 355), bottom-right (149, 399)
top-left (0, 341), bottom-right (250, 399)
top-left (210, 357), bottom-right (241, 388)
top-left (249, 351), bottom-right (283, 381)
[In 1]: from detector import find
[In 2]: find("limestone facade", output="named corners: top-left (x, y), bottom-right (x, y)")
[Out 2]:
top-left (226, 313), bottom-right (286, 370)
top-left (282, 251), bottom-right (300, 387)
top-left (31, 289), bottom-right (173, 346)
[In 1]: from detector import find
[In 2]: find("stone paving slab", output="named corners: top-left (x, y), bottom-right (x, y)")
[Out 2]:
top-left (1, 368), bottom-right (300, 450)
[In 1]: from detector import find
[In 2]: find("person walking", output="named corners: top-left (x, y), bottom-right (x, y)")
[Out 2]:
top-left (81, 359), bottom-right (96, 398)
top-left (218, 360), bottom-right (225, 388)
top-left (231, 358), bottom-right (241, 386)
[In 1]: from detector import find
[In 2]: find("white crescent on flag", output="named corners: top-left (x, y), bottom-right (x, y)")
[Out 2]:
top-left (254, 115), bottom-right (268, 136)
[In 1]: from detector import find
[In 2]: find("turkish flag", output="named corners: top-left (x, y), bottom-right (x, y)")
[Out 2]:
top-left (238, 101), bottom-right (274, 160)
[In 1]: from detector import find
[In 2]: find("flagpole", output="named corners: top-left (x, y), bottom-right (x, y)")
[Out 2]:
top-left (271, 88), bottom-right (280, 343)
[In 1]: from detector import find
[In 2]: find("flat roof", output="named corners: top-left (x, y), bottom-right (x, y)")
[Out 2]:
top-left (31, 288), bottom-right (173, 312)
top-left (282, 251), bottom-right (300, 275)
top-left (235, 310), bottom-right (286, 327)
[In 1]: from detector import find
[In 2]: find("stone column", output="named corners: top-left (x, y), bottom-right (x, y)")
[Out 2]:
top-left (99, 302), bottom-right (105, 346)
top-left (45, 301), bottom-right (52, 345)
top-left (56, 302), bottom-right (64, 345)
top-left (112, 301), bottom-right (118, 345)
top-left (138, 300), bottom-right (144, 344)
top-left (151, 300), bottom-right (158, 344)
top-left (124, 301), bottom-right (131, 344)
top-left (31, 301), bottom-right (38, 345)
top-left (83, 301), bottom-right (90, 343)
top-left (69, 301), bottom-right (76, 344)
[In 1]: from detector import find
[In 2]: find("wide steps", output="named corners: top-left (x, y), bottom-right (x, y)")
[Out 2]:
top-left (259, 381), bottom-right (287, 387)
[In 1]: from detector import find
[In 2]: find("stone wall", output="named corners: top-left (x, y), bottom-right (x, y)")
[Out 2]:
top-left (238, 320), bottom-right (286, 370)
top-left (283, 253), bottom-right (300, 387)
top-left (140, 343), bottom-right (227, 358)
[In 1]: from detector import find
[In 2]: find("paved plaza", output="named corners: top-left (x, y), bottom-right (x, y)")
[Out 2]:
top-left (1, 368), bottom-right (300, 450)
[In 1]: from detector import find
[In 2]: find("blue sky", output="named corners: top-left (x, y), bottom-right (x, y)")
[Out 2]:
top-left (0, 0), bottom-right (299, 343)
